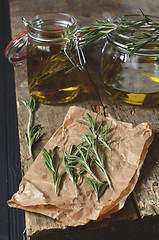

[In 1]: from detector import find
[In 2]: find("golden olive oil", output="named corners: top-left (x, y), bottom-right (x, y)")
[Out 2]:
top-left (27, 41), bottom-right (80, 104)
top-left (101, 51), bottom-right (159, 106)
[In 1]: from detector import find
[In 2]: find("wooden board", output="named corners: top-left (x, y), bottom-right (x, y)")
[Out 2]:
top-left (9, 0), bottom-right (159, 239)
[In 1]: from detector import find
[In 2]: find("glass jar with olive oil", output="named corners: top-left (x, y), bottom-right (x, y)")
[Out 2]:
top-left (101, 15), bottom-right (159, 106)
top-left (5, 13), bottom-right (85, 104)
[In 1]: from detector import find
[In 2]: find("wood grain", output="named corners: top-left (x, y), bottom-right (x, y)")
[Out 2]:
top-left (9, 0), bottom-right (159, 238)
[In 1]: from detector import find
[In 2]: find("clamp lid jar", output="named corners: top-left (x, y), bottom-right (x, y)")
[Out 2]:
top-left (6, 12), bottom-right (86, 105)
top-left (101, 14), bottom-right (159, 106)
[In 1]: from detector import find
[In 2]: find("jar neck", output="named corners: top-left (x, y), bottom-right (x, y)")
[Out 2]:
top-left (27, 13), bottom-right (77, 43)
top-left (107, 14), bottom-right (159, 56)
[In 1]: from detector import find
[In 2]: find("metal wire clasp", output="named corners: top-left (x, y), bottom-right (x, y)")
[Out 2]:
top-left (64, 36), bottom-right (86, 71)
top-left (22, 17), bottom-right (28, 26)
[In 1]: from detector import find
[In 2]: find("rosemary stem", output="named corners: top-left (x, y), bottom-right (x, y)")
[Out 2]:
top-left (92, 129), bottom-right (111, 154)
top-left (55, 183), bottom-right (58, 195)
top-left (74, 182), bottom-right (78, 198)
top-left (77, 146), bottom-right (100, 182)
top-left (69, 174), bottom-right (78, 198)
top-left (92, 145), bottom-right (111, 189)
top-left (98, 136), bottom-right (111, 152)
top-left (98, 136), bottom-right (112, 159)
top-left (86, 164), bottom-right (100, 182)
top-left (28, 109), bottom-right (33, 158)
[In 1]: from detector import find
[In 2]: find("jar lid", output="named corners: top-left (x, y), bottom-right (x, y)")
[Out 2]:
top-left (5, 31), bottom-right (28, 65)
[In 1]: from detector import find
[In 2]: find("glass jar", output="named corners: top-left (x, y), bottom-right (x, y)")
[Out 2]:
top-left (5, 13), bottom-right (85, 104)
top-left (101, 15), bottom-right (159, 106)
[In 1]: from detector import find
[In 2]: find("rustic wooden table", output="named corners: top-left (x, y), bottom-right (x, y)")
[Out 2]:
top-left (9, 0), bottom-right (159, 239)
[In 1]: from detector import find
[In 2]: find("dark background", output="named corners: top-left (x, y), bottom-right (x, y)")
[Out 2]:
top-left (0, 0), bottom-right (25, 239)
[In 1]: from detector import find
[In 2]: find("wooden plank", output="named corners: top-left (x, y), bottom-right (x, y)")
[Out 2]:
top-left (0, 1), bottom-right (25, 239)
top-left (8, 0), bottom-right (159, 238)
top-left (0, 45), bottom-right (10, 240)
top-left (133, 136), bottom-right (159, 218)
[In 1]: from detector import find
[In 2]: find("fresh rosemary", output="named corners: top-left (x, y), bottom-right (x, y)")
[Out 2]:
top-left (63, 145), bottom-right (82, 198)
top-left (63, 143), bottom-right (109, 201)
top-left (87, 178), bottom-right (108, 202)
top-left (43, 112), bottom-right (119, 201)
top-left (78, 10), bottom-right (159, 55)
top-left (21, 96), bottom-right (43, 158)
top-left (77, 113), bottom-right (119, 189)
top-left (77, 113), bottom-right (114, 155)
top-left (43, 147), bottom-right (65, 195)
top-left (63, 144), bottom-right (100, 197)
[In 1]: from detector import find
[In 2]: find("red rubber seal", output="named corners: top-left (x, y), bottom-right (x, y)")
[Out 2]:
top-left (5, 31), bottom-right (28, 56)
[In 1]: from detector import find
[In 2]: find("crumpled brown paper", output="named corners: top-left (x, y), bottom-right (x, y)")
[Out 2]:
top-left (8, 106), bottom-right (153, 226)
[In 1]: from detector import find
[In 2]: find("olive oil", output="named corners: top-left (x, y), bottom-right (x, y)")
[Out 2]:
top-left (101, 49), bottom-right (159, 106)
top-left (27, 42), bottom-right (80, 104)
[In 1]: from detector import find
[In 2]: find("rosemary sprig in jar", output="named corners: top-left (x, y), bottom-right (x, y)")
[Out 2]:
top-left (78, 10), bottom-right (159, 55)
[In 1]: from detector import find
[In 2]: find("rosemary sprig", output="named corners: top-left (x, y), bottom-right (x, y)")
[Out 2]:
top-left (43, 147), bottom-right (65, 195)
top-left (78, 10), bottom-right (159, 55)
top-left (21, 96), bottom-right (43, 158)
top-left (78, 21), bottom-right (117, 45)
top-left (87, 178), bottom-right (108, 202)
top-left (63, 145), bottom-right (81, 198)
top-left (65, 145), bottom-right (100, 182)
top-left (77, 112), bottom-right (119, 157)
top-left (63, 144), bottom-right (108, 201)
top-left (80, 133), bottom-right (112, 188)
top-left (77, 113), bottom-right (120, 189)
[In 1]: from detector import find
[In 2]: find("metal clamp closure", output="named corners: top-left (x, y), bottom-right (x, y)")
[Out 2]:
top-left (64, 36), bottom-right (86, 71)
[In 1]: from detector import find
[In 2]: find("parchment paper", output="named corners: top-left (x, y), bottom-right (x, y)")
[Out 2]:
top-left (8, 106), bottom-right (153, 226)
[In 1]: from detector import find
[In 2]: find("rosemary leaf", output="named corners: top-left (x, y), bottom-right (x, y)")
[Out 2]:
top-left (76, 119), bottom-right (90, 127)
top-left (98, 181), bottom-right (109, 200)
top-left (87, 178), bottom-right (108, 201)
